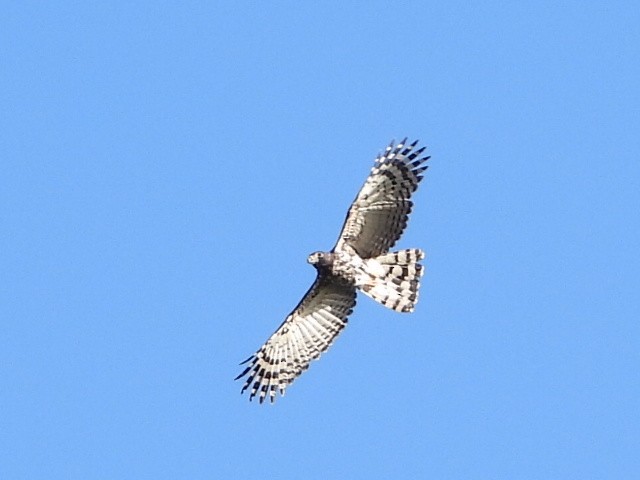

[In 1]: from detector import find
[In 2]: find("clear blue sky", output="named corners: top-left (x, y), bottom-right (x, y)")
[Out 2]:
top-left (2, 2), bottom-right (639, 479)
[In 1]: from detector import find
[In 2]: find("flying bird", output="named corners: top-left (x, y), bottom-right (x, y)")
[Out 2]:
top-left (235, 138), bottom-right (430, 403)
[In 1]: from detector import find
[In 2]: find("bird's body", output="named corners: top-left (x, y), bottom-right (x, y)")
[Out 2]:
top-left (236, 138), bottom-right (430, 403)
top-left (308, 249), bottom-right (361, 283)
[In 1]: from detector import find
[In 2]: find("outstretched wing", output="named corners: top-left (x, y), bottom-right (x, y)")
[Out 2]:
top-left (334, 139), bottom-right (429, 258)
top-left (235, 273), bottom-right (356, 404)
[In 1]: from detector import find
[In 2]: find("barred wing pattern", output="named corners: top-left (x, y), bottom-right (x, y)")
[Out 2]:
top-left (235, 274), bottom-right (357, 404)
top-left (335, 139), bottom-right (429, 258)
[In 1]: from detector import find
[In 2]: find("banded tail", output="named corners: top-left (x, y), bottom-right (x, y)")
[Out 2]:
top-left (356, 248), bottom-right (425, 312)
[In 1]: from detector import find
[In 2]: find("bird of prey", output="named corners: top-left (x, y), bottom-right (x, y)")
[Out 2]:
top-left (236, 138), bottom-right (430, 403)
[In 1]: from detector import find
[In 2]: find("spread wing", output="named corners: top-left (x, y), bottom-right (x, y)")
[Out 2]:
top-left (235, 273), bottom-right (357, 404)
top-left (334, 139), bottom-right (429, 258)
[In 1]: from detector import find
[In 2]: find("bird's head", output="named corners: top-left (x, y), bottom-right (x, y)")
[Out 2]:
top-left (307, 251), bottom-right (323, 265)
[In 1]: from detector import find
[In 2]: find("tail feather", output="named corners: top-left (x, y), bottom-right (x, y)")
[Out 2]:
top-left (357, 249), bottom-right (425, 312)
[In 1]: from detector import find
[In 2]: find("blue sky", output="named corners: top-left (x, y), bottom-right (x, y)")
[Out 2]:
top-left (2, 1), bottom-right (639, 478)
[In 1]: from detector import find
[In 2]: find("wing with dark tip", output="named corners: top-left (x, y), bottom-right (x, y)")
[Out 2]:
top-left (235, 273), bottom-right (356, 404)
top-left (334, 139), bottom-right (429, 258)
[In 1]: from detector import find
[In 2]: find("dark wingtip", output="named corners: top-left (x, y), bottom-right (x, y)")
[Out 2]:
top-left (239, 355), bottom-right (254, 365)
top-left (234, 365), bottom-right (251, 381)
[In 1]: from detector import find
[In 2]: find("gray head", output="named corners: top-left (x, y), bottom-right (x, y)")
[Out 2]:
top-left (307, 252), bottom-right (333, 268)
top-left (307, 251), bottom-right (324, 265)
